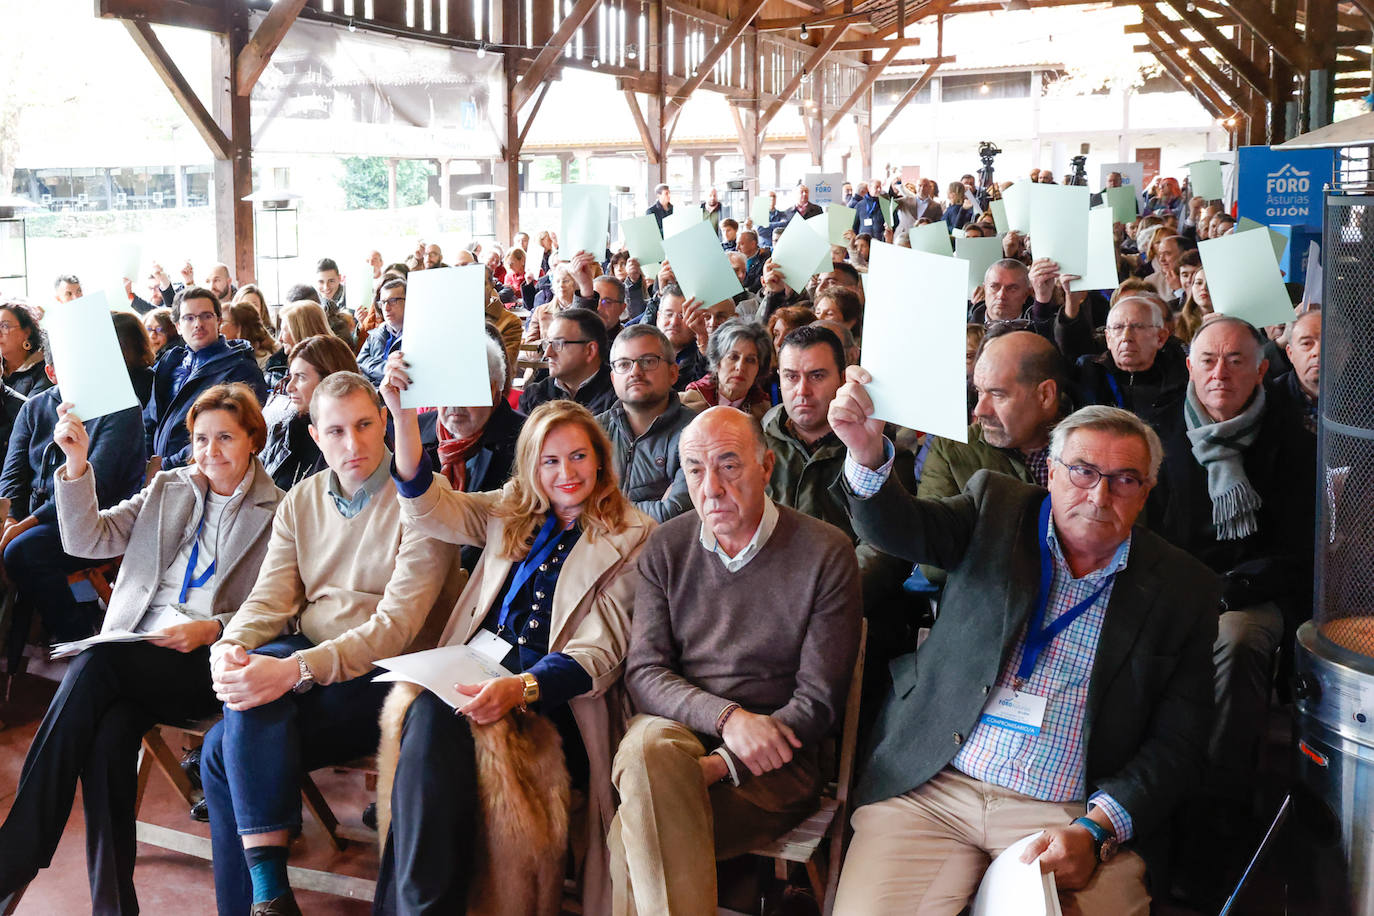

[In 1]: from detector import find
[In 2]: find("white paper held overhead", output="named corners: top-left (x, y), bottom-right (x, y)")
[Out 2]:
top-left (43, 291), bottom-right (141, 420)
top-left (399, 265), bottom-right (494, 409)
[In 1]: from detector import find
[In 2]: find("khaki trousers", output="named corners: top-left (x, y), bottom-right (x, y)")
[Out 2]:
top-left (832, 768), bottom-right (1150, 916)
top-left (608, 714), bottom-right (820, 916)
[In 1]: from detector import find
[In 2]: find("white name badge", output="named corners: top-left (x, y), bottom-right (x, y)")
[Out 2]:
top-left (467, 629), bottom-right (514, 666)
top-left (863, 218), bottom-right (874, 228)
top-left (978, 686), bottom-right (1048, 736)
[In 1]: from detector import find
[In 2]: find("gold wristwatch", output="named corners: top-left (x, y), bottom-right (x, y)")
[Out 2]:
top-left (519, 672), bottom-right (541, 707)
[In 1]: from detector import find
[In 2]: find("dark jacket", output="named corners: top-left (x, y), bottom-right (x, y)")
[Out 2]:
top-left (129, 366), bottom-right (155, 410)
top-left (262, 348), bottom-right (289, 392)
top-left (596, 395), bottom-right (695, 523)
top-left (145, 338), bottom-right (268, 469)
top-left (1152, 380), bottom-right (1316, 622)
top-left (260, 414), bottom-right (327, 491)
top-left (791, 202), bottom-right (823, 221)
top-left (1072, 344), bottom-right (1188, 438)
top-left (943, 203), bottom-right (974, 232)
top-left (917, 423), bottom-right (1037, 500)
top-left (518, 362), bottom-right (618, 417)
top-left (1, 386), bottom-right (145, 524)
top-left (672, 340), bottom-right (709, 391)
top-left (5, 354), bottom-right (52, 398)
top-left (647, 200), bottom-right (674, 233)
top-left (358, 322), bottom-right (402, 386)
top-left (839, 468), bottom-right (1221, 853)
top-left (851, 194), bottom-right (886, 237)
top-left (0, 385), bottom-right (26, 460)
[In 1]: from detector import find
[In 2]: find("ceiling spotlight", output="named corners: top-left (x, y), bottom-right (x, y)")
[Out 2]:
top-left (476, 42), bottom-right (487, 58)
top-left (1186, 1), bottom-right (1196, 9)
top-left (627, 44), bottom-right (638, 60)
top-left (799, 24), bottom-right (810, 40)
top-left (1179, 47), bottom-right (1189, 57)
top-left (591, 57), bottom-right (600, 68)
top-left (980, 82), bottom-right (990, 94)
top-left (347, 18), bottom-right (357, 32)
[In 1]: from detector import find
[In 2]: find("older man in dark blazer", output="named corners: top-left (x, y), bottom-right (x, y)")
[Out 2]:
top-left (826, 374), bottom-right (1220, 915)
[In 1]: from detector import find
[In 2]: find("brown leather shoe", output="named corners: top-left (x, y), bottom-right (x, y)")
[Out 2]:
top-left (249, 893), bottom-right (301, 916)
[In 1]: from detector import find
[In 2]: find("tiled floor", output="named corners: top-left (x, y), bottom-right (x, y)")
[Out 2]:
top-left (0, 670), bottom-right (376, 915)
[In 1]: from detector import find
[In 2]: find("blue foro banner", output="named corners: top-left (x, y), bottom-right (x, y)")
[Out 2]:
top-left (1236, 146), bottom-right (1338, 230)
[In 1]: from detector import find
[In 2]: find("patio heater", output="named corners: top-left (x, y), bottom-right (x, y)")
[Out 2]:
top-left (0, 195), bottom-right (41, 298)
top-left (242, 189), bottom-right (302, 306)
top-left (1276, 113), bottom-right (1374, 914)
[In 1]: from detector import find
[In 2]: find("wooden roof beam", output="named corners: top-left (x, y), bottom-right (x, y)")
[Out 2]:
top-left (824, 45), bottom-right (900, 139)
top-left (758, 25), bottom-right (849, 133)
top-left (1146, 36), bottom-right (1232, 118)
top-left (98, 0), bottom-right (226, 32)
top-left (664, 0), bottom-right (770, 122)
top-left (871, 58), bottom-right (942, 141)
top-left (1160, 0), bottom-right (1272, 95)
top-left (832, 36), bottom-right (921, 51)
top-left (122, 19), bottom-right (230, 159)
top-left (514, 0), bottom-right (600, 111)
top-left (757, 9), bottom-right (876, 30)
top-left (1140, 8), bottom-right (1244, 103)
top-left (236, 0), bottom-right (308, 96)
top-left (1223, 0), bottom-right (1322, 71)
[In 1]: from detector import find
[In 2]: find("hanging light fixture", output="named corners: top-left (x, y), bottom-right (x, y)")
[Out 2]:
top-left (476, 42), bottom-right (487, 58)
top-left (627, 43), bottom-right (638, 60)
top-left (799, 24), bottom-right (810, 40)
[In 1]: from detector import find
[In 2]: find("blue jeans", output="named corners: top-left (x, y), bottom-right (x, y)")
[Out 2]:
top-left (200, 636), bottom-right (389, 915)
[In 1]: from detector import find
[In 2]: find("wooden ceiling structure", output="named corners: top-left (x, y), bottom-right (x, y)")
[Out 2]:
top-left (97, 0), bottom-right (1364, 271)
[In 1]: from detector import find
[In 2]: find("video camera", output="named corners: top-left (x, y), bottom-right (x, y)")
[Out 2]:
top-left (1069, 154), bottom-right (1089, 187)
top-left (976, 141), bottom-right (1002, 208)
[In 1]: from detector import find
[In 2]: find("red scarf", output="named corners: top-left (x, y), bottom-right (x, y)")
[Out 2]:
top-left (437, 422), bottom-right (483, 491)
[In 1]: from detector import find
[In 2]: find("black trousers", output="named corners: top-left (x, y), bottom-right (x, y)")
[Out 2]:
top-left (373, 690), bottom-right (478, 916)
top-left (0, 641), bottom-right (218, 915)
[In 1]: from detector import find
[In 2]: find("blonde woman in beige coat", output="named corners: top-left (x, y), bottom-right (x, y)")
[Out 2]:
top-left (375, 352), bottom-right (653, 916)
top-left (0, 383), bottom-right (282, 914)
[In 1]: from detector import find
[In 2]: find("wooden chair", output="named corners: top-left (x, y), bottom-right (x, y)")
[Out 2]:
top-left (750, 620), bottom-right (867, 916)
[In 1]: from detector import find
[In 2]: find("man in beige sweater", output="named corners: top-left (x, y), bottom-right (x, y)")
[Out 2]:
top-left (200, 372), bottom-right (457, 916)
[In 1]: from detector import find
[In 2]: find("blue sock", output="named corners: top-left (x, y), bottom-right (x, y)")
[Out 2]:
top-left (244, 845), bottom-right (290, 904)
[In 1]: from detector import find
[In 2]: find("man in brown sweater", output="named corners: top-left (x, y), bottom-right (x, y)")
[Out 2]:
top-left (200, 372), bottom-right (458, 916)
top-left (609, 407), bottom-right (861, 916)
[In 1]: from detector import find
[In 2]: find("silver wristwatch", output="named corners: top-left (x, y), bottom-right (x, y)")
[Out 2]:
top-left (291, 652), bottom-right (316, 694)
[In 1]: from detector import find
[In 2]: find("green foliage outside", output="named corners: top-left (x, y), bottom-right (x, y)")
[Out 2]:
top-left (341, 157), bottom-right (434, 209)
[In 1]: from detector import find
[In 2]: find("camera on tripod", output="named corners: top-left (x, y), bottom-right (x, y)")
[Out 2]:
top-left (975, 141), bottom-right (1002, 207)
top-left (978, 141), bottom-right (1003, 162)
top-left (1069, 154), bottom-right (1089, 186)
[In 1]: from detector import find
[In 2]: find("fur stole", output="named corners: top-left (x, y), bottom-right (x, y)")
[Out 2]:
top-left (376, 682), bottom-right (572, 916)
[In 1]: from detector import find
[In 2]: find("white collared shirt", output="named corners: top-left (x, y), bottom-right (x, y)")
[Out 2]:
top-left (697, 498), bottom-right (779, 573)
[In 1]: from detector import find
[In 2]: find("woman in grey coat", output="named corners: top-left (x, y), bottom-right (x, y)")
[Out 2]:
top-left (0, 382), bottom-right (283, 915)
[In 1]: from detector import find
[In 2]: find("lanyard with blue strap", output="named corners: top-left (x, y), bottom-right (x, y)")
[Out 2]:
top-left (179, 507), bottom-right (217, 603)
top-left (1104, 373), bottom-right (1125, 409)
top-left (495, 514), bottom-right (566, 635)
top-left (1013, 496), bottom-right (1116, 691)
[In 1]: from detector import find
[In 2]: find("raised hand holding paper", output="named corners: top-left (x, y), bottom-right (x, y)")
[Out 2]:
top-left (661, 207), bottom-right (701, 240)
top-left (908, 222), bottom-right (954, 257)
top-left (1198, 229), bottom-right (1295, 328)
top-left (1071, 207), bottom-right (1120, 293)
top-left (346, 267), bottom-right (373, 316)
top-left (398, 265), bottom-right (492, 409)
top-left (661, 219), bottom-right (744, 307)
top-left (560, 184), bottom-right (610, 259)
top-left (826, 203), bottom-right (857, 245)
top-left (771, 212), bottom-right (832, 292)
top-left (43, 291), bottom-right (139, 420)
top-left (1028, 184), bottom-right (1090, 278)
top-left (751, 193), bottom-right (773, 229)
top-left (1187, 159), bottom-right (1224, 201)
top-left (621, 213), bottom-right (667, 266)
top-left (955, 236), bottom-right (1005, 297)
top-left (860, 241), bottom-right (969, 443)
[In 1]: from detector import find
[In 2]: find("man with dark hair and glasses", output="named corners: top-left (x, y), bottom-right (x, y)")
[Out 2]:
top-left (518, 307), bottom-right (616, 416)
top-left (358, 278), bottom-right (406, 385)
top-left (591, 273), bottom-right (628, 344)
top-left (826, 388), bottom-right (1219, 915)
top-left (596, 324), bottom-right (694, 521)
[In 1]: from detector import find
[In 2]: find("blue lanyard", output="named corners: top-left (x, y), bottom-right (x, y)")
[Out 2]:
top-left (1014, 497), bottom-right (1115, 689)
top-left (179, 508), bottom-right (217, 603)
top-left (496, 515), bottom-right (565, 633)
top-left (1104, 373), bottom-right (1125, 408)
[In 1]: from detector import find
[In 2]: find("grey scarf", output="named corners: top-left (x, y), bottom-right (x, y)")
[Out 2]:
top-left (1184, 381), bottom-right (1266, 540)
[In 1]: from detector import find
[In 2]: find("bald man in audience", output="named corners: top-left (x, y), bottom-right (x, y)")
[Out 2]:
top-left (1071, 296), bottom-right (1187, 437)
top-left (609, 406), bottom-right (860, 916)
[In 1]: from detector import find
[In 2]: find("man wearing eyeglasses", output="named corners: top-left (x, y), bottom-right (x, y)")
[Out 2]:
top-left (826, 383), bottom-right (1220, 916)
top-left (145, 287), bottom-right (267, 469)
top-left (1070, 296), bottom-right (1186, 433)
top-left (358, 278), bottom-right (407, 386)
top-left (590, 274), bottom-right (628, 344)
top-left (596, 325), bottom-right (694, 522)
top-left (517, 308), bottom-right (617, 416)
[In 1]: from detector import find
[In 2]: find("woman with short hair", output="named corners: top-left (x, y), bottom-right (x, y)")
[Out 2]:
top-left (374, 358), bottom-right (654, 915)
top-left (0, 383), bottom-right (283, 913)
top-left (680, 318), bottom-right (773, 421)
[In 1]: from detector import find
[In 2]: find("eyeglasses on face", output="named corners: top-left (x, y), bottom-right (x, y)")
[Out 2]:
top-left (381, 296), bottom-right (406, 307)
top-left (541, 338), bottom-right (591, 353)
top-left (1105, 322), bottom-right (1159, 336)
top-left (1054, 458), bottom-right (1145, 497)
top-left (180, 311), bottom-right (218, 325)
top-left (610, 354), bottom-right (666, 374)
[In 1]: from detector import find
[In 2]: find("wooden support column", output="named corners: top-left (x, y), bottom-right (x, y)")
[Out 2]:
top-left (1270, 0), bottom-right (1297, 141)
top-left (858, 89), bottom-right (873, 178)
top-left (235, 0), bottom-right (308, 96)
top-left (211, 1), bottom-right (254, 285)
top-left (500, 0), bottom-right (522, 243)
top-left (663, 0), bottom-right (769, 125)
top-left (1239, 28), bottom-right (1267, 146)
top-left (645, 0), bottom-right (669, 197)
top-left (1306, 0), bottom-right (1339, 129)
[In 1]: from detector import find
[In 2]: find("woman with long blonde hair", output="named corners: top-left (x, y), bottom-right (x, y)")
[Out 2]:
top-left (373, 350), bottom-right (654, 915)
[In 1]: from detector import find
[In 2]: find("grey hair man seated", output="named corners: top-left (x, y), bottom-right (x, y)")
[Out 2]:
top-left (826, 376), bottom-right (1220, 915)
top-left (609, 406), bottom-right (861, 916)
top-left (596, 325), bottom-right (695, 522)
